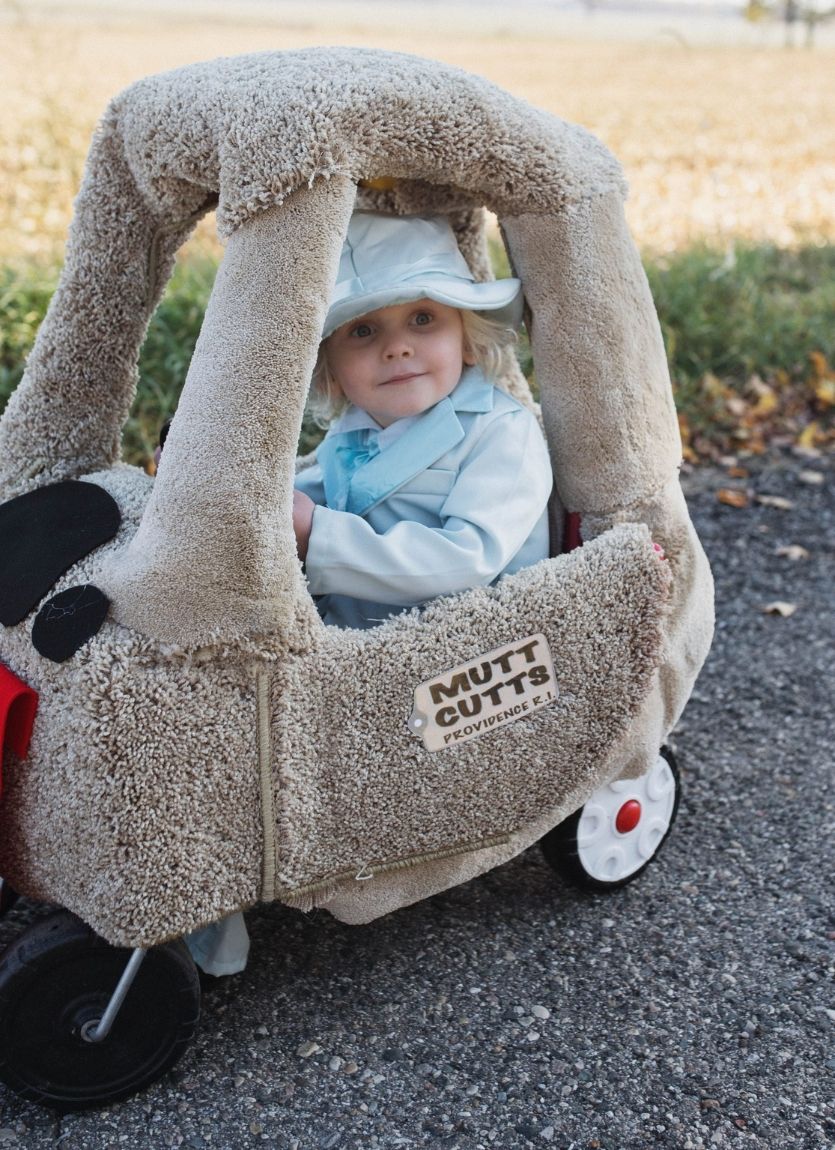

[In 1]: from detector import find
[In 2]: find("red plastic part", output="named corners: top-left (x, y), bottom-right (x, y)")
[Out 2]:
top-left (563, 512), bottom-right (583, 553)
top-left (0, 663), bottom-right (38, 794)
top-left (615, 799), bottom-right (642, 835)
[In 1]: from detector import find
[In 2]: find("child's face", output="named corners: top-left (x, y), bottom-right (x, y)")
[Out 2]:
top-left (325, 299), bottom-right (474, 428)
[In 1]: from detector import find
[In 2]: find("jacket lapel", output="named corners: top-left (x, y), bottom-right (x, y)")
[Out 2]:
top-left (315, 368), bottom-right (497, 517)
top-left (345, 398), bottom-right (466, 515)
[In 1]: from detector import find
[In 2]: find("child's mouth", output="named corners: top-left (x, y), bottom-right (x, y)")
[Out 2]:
top-left (382, 372), bottom-right (423, 385)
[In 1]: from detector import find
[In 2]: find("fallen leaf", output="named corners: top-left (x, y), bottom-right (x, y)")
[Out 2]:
top-left (808, 350), bottom-right (833, 382)
top-left (798, 469), bottom-right (824, 486)
top-left (751, 387), bottom-right (779, 417)
top-left (814, 378), bottom-right (835, 407)
top-left (762, 601), bottom-right (798, 617)
top-left (678, 411), bottom-right (697, 463)
top-left (694, 434), bottom-right (718, 458)
top-left (717, 488), bottom-right (749, 508)
top-left (701, 372), bottom-right (730, 401)
top-left (797, 422), bottom-right (822, 451)
top-left (726, 465), bottom-right (749, 479)
top-left (757, 494), bottom-right (794, 510)
top-left (775, 545), bottom-right (809, 561)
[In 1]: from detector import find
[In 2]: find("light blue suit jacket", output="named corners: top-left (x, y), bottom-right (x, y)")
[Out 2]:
top-left (295, 368), bottom-right (553, 629)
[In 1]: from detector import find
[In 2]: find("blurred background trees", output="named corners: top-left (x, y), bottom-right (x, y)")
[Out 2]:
top-left (746, 0), bottom-right (835, 45)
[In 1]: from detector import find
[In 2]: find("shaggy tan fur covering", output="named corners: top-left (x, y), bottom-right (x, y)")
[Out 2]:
top-left (0, 49), bottom-right (713, 943)
top-left (0, 476), bottom-right (669, 946)
top-left (0, 470), bottom-right (263, 947)
top-left (270, 524), bottom-right (670, 901)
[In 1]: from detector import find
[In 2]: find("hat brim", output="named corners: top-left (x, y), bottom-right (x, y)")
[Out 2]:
top-left (323, 276), bottom-right (524, 339)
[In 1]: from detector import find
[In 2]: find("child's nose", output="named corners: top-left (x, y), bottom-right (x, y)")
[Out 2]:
top-left (383, 332), bottom-right (413, 358)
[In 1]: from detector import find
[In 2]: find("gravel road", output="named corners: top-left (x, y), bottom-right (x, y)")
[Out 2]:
top-left (0, 448), bottom-right (831, 1150)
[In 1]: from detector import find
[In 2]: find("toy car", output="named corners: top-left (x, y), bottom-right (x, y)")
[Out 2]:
top-left (0, 48), bottom-right (713, 1110)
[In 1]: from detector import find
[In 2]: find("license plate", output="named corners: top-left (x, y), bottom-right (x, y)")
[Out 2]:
top-left (407, 633), bottom-right (557, 752)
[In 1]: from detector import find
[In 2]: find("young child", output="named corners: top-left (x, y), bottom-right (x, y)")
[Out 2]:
top-left (293, 211), bottom-right (553, 628)
top-left (186, 211), bottom-right (553, 978)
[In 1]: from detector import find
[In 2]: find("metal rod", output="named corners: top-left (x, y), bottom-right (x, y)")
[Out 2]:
top-left (86, 947), bottom-right (147, 1043)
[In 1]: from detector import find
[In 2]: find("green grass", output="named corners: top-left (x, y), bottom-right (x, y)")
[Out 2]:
top-left (1, 242), bottom-right (833, 466)
top-left (0, 266), bottom-right (58, 409)
top-left (647, 243), bottom-right (835, 381)
top-left (121, 257), bottom-right (219, 465)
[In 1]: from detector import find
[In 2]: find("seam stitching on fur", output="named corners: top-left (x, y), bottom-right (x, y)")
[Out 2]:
top-left (272, 833), bottom-right (513, 901)
top-left (256, 668), bottom-right (276, 901)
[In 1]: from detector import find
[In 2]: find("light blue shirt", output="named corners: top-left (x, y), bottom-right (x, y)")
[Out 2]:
top-left (295, 367), bottom-right (553, 629)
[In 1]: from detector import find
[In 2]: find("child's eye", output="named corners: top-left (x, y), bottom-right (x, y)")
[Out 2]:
top-left (350, 322), bottom-right (374, 338)
top-left (413, 311), bottom-right (433, 326)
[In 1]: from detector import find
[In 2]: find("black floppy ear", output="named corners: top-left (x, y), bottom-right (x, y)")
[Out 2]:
top-left (32, 584), bottom-right (111, 663)
top-left (0, 481), bottom-right (121, 626)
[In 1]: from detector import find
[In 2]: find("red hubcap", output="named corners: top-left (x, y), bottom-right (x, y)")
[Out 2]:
top-left (615, 799), bottom-right (642, 834)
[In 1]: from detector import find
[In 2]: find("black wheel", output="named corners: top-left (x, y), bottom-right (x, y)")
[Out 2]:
top-left (541, 746), bottom-right (681, 890)
top-left (0, 910), bottom-right (200, 1111)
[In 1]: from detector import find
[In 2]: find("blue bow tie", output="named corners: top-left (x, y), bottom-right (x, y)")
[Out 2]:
top-left (316, 429), bottom-right (381, 512)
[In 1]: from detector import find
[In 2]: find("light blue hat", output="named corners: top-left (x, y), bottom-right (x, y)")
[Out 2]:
top-left (323, 211), bottom-right (524, 339)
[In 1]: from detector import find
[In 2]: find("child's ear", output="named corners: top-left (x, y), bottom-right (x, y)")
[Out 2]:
top-left (462, 342), bottom-right (478, 367)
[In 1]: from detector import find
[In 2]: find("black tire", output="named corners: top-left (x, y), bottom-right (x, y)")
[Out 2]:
top-left (0, 910), bottom-right (200, 1111)
top-left (541, 746), bottom-right (681, 891)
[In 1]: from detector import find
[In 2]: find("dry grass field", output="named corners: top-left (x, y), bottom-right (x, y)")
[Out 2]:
top-left (2, 2), bottom-right (833, 462)
top-left (2, 1), bottom-right (834, 264)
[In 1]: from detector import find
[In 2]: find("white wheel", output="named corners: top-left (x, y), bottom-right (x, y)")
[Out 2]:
top-left (541, 747), bottom-right (681, 889)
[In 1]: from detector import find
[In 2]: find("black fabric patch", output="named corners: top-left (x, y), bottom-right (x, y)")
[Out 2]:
top-left (32, 584), bottom-right (110, 663)
top-left (0, 481), bottom-right (121, 626)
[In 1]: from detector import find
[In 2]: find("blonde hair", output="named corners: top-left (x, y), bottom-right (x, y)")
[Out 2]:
top-left (308, 308), bottom-right (518, 428)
